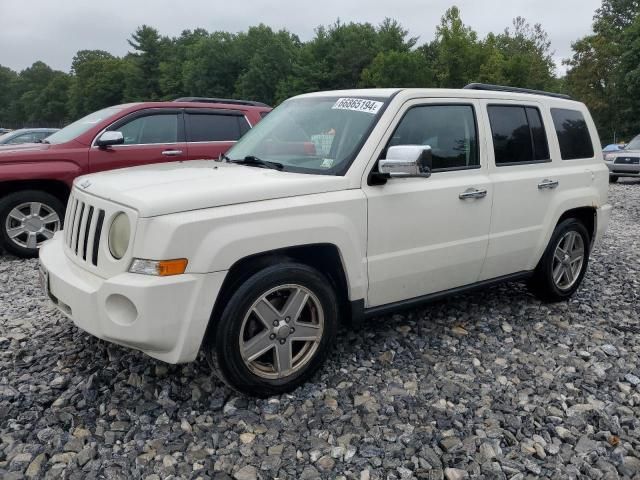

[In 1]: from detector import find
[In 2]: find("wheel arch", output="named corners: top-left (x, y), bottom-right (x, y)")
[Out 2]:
top-left (203, 243), bottom-right (352, 347)
top-left (556, 206), bottom-right (596, 245)
top-left (0, 180), bottom-right (71, 207)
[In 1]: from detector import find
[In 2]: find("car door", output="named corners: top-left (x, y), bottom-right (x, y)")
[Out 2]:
top-left (478, 101), bottom-right (560, 280)
top-left (363, 99), bottom-right (492, 308)
top-left (184, 109), bottom-right (250, 160)
top-left (89, 109), bottom-right (187, 173)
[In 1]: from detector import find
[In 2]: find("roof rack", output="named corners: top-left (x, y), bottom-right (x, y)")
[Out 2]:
top-left (463, 83), bottom-right (572, 100)
top-left (173, 97), bottom-right (270, 107)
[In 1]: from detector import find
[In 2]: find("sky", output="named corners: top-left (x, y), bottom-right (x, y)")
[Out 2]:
top-left (0, 0), bottom-right (601, 76)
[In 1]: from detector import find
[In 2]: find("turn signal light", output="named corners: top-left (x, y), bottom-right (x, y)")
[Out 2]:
top-left (129, 258), bottom-right (188, 276)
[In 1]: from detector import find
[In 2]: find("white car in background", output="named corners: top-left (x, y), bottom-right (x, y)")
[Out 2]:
top-left (39, 84), bottom-right (611, 396)
top-left (604, 134), bottom-right (640, 182)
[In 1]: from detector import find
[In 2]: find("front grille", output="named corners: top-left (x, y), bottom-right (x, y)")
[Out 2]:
top-left (614, 157), bottom-right (640, 165)
top-left (65, 194), bottom-right (105, 266)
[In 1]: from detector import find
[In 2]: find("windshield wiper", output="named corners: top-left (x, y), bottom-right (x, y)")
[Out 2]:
top-left (229, 155), bottom-right (284, 170)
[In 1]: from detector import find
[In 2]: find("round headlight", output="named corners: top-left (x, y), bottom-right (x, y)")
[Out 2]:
top-left (108, 212), bottom-right (130, 260)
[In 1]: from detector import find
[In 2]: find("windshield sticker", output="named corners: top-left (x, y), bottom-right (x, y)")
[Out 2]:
top-left (320, 158), bottom-right (335, 168)
top-left (332, 98), bottom-right (383, 115)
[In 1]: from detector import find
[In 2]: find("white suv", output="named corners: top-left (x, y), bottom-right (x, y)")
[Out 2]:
top-left (39, 84), bottom-right (611, 396)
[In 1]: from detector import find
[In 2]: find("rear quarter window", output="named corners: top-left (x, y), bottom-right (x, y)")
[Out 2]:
top-left (186, 113), bottom-right (249, 142)
top-left (550, 108), bottom-right (594, 160)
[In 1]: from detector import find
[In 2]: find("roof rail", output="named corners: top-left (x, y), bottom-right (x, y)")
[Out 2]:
top-left (173, 97), bottom-right (271, 107)
top-left (463, 83), bottom-right (572, 100)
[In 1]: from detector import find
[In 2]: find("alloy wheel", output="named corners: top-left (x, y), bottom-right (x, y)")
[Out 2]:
top-left (552, 230), bottom-right (585, 290)
top-left (239, 284), bottom-right (324, 380)
top-left (5, 202), bottom-right (61, 250)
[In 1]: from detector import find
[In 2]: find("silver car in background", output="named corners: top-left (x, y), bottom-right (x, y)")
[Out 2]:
top-left (604, 134), bottom-right (640, 182)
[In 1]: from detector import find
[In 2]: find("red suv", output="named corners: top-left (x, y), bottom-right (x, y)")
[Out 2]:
top-left (0, 99), bottom-right (271, 257)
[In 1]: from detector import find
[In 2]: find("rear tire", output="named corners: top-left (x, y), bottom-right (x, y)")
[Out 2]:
top-left (528, 218), bottom-right (590, 302)
top-left (0, 190), bottom-right (64, 258)
top-left (205, 262), bottom-right (338, 397)
top-left (609, 175), bottom-right (619, 183)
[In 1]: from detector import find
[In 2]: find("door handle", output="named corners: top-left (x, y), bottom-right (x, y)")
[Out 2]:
top-left (162, 149), bottom-right (183, 156)
top-left (459, 188), bottom-right (488, 200)
top-left (538, 179), bottom-right (559, 189)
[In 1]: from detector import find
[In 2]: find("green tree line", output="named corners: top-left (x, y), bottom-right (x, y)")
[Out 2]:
top-left (0, 2), bottom-right (637, 144)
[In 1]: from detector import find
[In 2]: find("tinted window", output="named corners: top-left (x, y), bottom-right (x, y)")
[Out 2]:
top-left (186, 113), bottom-right (249, 142)
top-left (388, 105), bottom-right (479, 170)
top-left (551, 108), bottom-right (594, 160)
top-left (526, 108), bottom-right (550, 160)
top-left (118, 114), bottom-right (179, 144)
top-left (488, 106), bottom-right (550, 165)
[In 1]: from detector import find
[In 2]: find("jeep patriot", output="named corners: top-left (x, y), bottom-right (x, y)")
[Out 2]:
top-left (39, 85), bottom-right (611, 396)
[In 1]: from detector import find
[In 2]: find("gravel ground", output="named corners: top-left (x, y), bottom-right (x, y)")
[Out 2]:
top-left (1, 181), bottom-right (639, 480)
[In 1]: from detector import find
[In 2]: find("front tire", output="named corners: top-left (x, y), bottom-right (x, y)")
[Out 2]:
top-left (528, 218), bottom-right (590, 302)
top-left (206, 262), bottom-right (338, 397)
top-left (609, 175), bottom-right (619, 183)
top-left (0, 191), bottom-right (64, 258)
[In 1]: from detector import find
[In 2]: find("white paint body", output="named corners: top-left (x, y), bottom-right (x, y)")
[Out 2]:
top-left (39, 88), bottom-right (612, 364)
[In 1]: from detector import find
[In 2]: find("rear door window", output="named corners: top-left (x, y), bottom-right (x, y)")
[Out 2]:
top-left (186, 113), bottom-right (250, 142)
top-left (487, 105), bottom-right (550, 165)
top-left (550, 108), bottom-right (594, 160)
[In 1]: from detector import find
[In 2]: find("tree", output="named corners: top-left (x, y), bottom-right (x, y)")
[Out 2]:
top-left (360, 50), bottom-right (434, 87)
top-left (181, 31), bottom-right (243, 98)
top-left (618, 15), bottom-right (640, 134)
top-left (493, 17), bottom-right (556, 90)
top-left (565, 0), bottom-right (639, 142)
top-left (432, 7), bottom-right (483, 88)
top-left (0, 66), bottom-right (18, 127)
top-left (125, 25), bottom-right (168, 100)
top-left (67, 50), bottom-right (127, 118)
top-left (234, 26), bottom-right (300, 105)
top-left (158, 29), bottom-right (209, 99)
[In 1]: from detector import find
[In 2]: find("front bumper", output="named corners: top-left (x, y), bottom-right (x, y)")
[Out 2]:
top-left (605, 161), bottom-right (640, 177)
top-left (39, 234), bottom-right (226, 363)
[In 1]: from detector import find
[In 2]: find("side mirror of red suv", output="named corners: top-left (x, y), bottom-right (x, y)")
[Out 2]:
top-left (96, 131), bottom-right (124, 148)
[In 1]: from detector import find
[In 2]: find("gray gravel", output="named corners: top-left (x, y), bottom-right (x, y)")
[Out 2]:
top-left (1, 180), bottom-right (639, 480)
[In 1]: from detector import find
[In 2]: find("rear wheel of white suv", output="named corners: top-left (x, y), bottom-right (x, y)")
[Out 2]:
top-left (0, 190), bottom-right (64, 258)
top-left (206, 262), bottom-right (338, 397)
top-left (528, 218), bottom-right (590, 302)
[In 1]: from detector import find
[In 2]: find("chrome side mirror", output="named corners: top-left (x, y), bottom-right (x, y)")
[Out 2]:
top-left (379, 145), bottom-right (432, 178)
top-left (96, 131), bottom-right (124, 147)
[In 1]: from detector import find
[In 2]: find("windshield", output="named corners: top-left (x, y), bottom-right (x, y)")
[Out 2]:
top-left (625, 135), bottom-right (640, 150)
top-left (226, 96), bottom-right (389, 175)
top-left (45, 107), bottom-right (125, 144)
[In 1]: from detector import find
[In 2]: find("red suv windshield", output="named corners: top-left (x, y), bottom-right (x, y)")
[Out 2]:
top-left (46, 106), bottom-right (127, 144)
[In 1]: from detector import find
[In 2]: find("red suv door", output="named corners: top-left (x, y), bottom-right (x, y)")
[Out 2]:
top-left (89, 109), bottom-right (188, 173)
top-left (184, 109), bottom-right (251, 160)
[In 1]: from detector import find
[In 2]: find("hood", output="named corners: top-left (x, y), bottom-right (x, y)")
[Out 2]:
top-left (75, 160), bottom-right (351, 217)
top-left (0, 142), bottom-right (51, 153)
top-left (606, 148), bottom-right (640, 158)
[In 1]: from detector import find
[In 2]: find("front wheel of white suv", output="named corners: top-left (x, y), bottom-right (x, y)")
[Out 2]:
top-left (528, 218), bottom-right (591, 302)
top-left (205, 262), bottom-right (338, 397)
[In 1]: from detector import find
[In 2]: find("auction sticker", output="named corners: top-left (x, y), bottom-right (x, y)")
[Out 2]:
top-left (332, 98), bottom-right (383, 115)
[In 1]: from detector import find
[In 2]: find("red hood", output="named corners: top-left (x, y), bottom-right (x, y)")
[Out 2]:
top-left (0, 142), bottom-right (52, 153)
